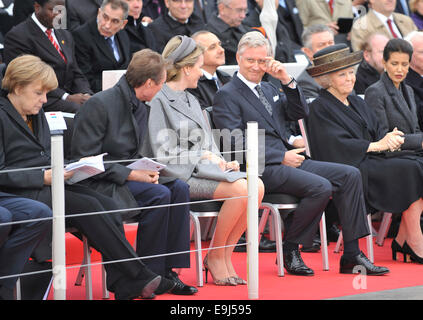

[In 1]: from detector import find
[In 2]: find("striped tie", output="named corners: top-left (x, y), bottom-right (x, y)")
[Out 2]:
top-left (45, 29), bottom-right (67, 62)
top-left (387, 19), bottom-right (398, 38)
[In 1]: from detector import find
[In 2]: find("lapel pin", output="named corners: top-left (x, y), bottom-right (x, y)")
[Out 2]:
top-left (61, 40), bottom-right (65, 45)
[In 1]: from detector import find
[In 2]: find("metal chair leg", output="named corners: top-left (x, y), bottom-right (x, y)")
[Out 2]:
top-left (367, 214), bottom-right (374, 263)
top-left (319, 212), bottom-right (329, 271)
top-left (190, 213), bottom-right (204, 287)
top-left (376, 212), bottom-right (392, 246)
top-left (334, 231), bottom-right (343, 253)
top-left (82, 236), bottom-right (93, 300)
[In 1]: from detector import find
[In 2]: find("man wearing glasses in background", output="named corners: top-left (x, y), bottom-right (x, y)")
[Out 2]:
top-left (206, 0), bottom-right (249, 65)
top-left (147, 0), bottom-right (205, 52)
top-left (72, 0), bottom-right (131, 93)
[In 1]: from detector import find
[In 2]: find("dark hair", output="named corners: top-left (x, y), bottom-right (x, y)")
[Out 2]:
top-left (126, 49), bottom-right (167, 88)
top-left (383, 38), bottom-right (413, 62)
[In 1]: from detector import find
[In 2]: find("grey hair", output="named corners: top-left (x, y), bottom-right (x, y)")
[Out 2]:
top-left (313, 65), bottom-right (359, 89)
top-left (217, 0), bottom-right (232, 6)
top-left (237, 31), bottom-right (272, 56)
top-left (301, 24), bottom-right (334, 50)
top-left (404, 30), bottom-right (423, 46)
top-left (100, 0), bottom-right (129, 20)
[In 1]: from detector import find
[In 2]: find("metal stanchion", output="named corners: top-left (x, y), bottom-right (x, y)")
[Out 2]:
top-left (48, 112), bottom-right (68, 300)
top-left (246, 122), bottom-right (259, 300)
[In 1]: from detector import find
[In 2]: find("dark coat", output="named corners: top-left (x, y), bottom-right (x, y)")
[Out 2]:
top-left (0, 95), bottom-right (52, 203)
top-left (365, 72), bottom-right (423, 150)
top-left (354, 60), bottom-right (381, 95)
top-left (71, 76), bottom-right (147, 216)
top-left (277, 0), bottom-right (303, 48)
top-left (72, 19), bottom-right (131, 93)
top-left (3, 17), bottom-right (93, 112)
top-left (187, 69), bottom-right (232, 109)
top-left (206, 14), bottom-right (249, 65)
top-left (243, 5), bottom-right (295, 63)
top-left (147, 13), bottom-right (205, 53)
top-left (307, 89), bottom-right (423, 214)
top-left (212, 73), bottom-right (308, 190)
top-left (405, 67), bottom-right (423, 129)
top-left (65, 0), bottom-right (102, 31)
top-left (124, 16), bottom-right (157, 55)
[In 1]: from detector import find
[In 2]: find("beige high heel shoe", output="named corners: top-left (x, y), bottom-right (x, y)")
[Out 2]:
top-left (203, 255), bottom-right (237, 286)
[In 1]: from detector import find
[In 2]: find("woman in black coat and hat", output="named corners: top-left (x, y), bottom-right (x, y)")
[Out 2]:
top-left (306, 43), bottom-right (423, 264)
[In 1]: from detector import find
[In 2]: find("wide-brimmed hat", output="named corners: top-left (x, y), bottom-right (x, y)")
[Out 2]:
top-left (306, 43), bottom-right (363, 78)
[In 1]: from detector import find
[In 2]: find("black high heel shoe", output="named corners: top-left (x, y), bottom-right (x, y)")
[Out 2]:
top-left (391, 239), bottom-right (404, 261)
top-left (403, 242), bottom-right (423, 264)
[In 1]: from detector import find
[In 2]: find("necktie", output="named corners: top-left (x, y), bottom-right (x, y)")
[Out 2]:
top-left (45, 29), bottom-right (66, 62)
top-left (387, 19), bottom-right (398, 38)
top-left (400, 0), bottom-right (410, 16)
top-left (255, 85), bottom-right (273, 116)
top-left (212, 76), bottom-right (220, 90)
top-left (328, 0), bottom-right (334, 16)
top-left (106, 37), bottom-right (120, 61)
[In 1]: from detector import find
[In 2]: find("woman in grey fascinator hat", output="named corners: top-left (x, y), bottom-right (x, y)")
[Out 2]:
top-left (143, 35), bottom-right (265, 286)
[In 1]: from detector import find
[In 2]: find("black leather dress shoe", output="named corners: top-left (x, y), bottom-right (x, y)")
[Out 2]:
top-left (327, 224), bottom-right (341, 242)
top-left (301, 235), bottom-right (321, 253)
top-left (154, 276), bottom-right (176, 295)
top-left (283, 247), bottom-right (314, 276)
top-left (340, 251), bottom-right (390, 275)
top-left (166, 270), bottom-right (198, 295)
top-left (233, 235), bottom-right (276, 252)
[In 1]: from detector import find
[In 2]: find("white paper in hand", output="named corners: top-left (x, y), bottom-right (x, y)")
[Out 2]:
top-left (65, 153), bottom-right (107, 184)
top-left (127, 157), bottom-right (166, 171)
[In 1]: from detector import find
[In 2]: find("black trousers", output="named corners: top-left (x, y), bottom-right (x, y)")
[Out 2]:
top-left (127, 179), bottom-right (191, 276)
top-left (262, 159), bottom-right (370, 246)
top-left (29, 184), bottom-right (154, 292)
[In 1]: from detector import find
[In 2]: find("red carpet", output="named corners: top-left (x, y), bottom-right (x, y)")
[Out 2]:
top-left (48, 227), bottom-right (423, 300)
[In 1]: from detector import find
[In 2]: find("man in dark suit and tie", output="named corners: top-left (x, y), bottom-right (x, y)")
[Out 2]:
top-left (147, 0), bottom-right (205, 52)
top-left (3, 0), bottom-right (93, 112)
top-left (72, 0), bottom-right (131, 93)
top-left (123, 0), bottom-right (157, 54)
top-left (188, 30), bottom-right (231, 108)
top-left (213, 31), bottom-right (388, 276)
top-left (206, 0), bottom-right (249, 65)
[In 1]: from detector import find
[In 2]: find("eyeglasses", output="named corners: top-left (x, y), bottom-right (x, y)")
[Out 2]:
top-left (224, 4), bottom-right (248, 14)
top-left (170, 0), bottom-right (194, 4)
top-left (242, 57), bottom-right (267, 66)
top-left (100, 11), bottom-right (124, 25)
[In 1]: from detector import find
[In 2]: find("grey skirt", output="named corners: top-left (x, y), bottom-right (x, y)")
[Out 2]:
top-left (186, 176), bottom-right (220, 200)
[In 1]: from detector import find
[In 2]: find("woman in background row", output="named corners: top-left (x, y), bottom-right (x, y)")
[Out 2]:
top-left (144, 35), bottom-right (265, 285)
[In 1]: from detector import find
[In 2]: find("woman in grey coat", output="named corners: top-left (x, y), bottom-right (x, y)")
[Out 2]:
top-left (144, 35), bottom-right (265, 286)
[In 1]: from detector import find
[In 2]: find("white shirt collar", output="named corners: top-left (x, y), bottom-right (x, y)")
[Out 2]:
top-left (201, 69), bottom-right (218, 80)
top-left (372, 9), bottom-right (394, 24)
top-left (168, 11), bottom-right (189, 24)
top-left (236, 72), bottom-right (260, 97)
top-left (31, 12), bottom-right (48, 33)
